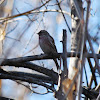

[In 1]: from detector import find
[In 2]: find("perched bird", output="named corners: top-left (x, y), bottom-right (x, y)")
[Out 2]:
top-left (38, 30), bottom-right (59, 70)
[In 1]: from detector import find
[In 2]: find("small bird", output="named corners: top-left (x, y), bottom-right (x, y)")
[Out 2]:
top-left (38, 30), bottom-right (59, 70)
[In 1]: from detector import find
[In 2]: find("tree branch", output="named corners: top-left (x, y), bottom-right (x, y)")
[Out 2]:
top-left (0, 52), bottom-right (100, 64)
top-left (62, 29), bottom-right (68, 77)
top-left (0, 69), bottom-right (56, 92)
top-left (9, 71), bottom-right (57, 84)
top-left (1, 61), bottom-right (58, 79)
top-left (0, 69), bottom-right (98, 99)
top-left (0, 0), bottom-right (51, 23)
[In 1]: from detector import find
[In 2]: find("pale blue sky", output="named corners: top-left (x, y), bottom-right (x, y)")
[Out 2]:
top-left (2, 0), bottom-right (100, 100)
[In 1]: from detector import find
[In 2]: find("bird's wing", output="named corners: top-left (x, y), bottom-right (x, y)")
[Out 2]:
top-left (48, 35), bottom-right (58, 53)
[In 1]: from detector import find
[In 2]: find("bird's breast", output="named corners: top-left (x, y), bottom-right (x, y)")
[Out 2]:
top-left (39, 36), bottom-right (52, 54)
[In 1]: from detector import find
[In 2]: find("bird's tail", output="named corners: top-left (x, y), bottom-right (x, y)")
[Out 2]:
top-left (53, 59), bottom-right (60, 70)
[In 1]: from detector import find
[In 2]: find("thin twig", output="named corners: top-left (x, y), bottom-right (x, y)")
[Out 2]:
top-left (77, 0), bottom-right (90, 99)
top-left (88, 45), bottom-right (100, 88)
top-left (84, 65), bottom-right (88, 86)
top-left (88, 58), bottom-right (97, 87)
top-left (15, 80), bottom-right (53, 95)
top-left (0, 9), bottom-right (71, 23)
top-left (87, 34), bottom-right (100, 74)
top-left (0, 0), bottom-right (51, 23)
top-left (56, 0), bottom-right (71, 33)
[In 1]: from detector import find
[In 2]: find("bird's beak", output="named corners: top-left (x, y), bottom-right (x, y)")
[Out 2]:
top-left (37, 32), bottom-right (39, 35)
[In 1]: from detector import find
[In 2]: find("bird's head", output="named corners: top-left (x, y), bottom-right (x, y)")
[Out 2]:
top-left (37, 30), bottom-right (49, 36)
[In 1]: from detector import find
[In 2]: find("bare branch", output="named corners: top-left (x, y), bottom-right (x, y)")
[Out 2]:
top-left (1, 61), bottom-right (58, 79)
top-left (9, 71), bottom-right (57, 84)
top-left (62, 29), bottom-right (68, 77)
top-left (87, 34), bottom-right (100, 74)
top-left (56, 0), bottom-right (71, 33)
top-left (77, 0), bottom-right (90, 99)
top-left (0, 69), bottom-right (56, 92)
top-left (0, 52), bottom-right (100, 64)
top-left (0, 0), bottom-right (51, 23)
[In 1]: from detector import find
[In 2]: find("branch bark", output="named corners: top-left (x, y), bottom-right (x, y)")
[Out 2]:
top-left (1, 61), bottom-right (58, 79)
top-left (0, 52), bottom-right (100, 64)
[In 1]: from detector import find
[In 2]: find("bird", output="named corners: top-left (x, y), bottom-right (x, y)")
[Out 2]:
top-left (37, 30), bottom-right (59, 70)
